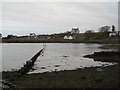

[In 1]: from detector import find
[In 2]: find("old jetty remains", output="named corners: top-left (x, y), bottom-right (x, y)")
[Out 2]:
top-left (18, 48), bottom-right (44, 75)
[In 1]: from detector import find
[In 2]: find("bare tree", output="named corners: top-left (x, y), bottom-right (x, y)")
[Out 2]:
top-left (99, 26), bottom-right (110, 32)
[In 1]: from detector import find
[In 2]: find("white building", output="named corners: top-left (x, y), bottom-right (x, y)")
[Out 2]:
top-left (71, 27), bottom-right (79, 34)
top-left (64, 35), bottom-right (73, 40)
top-left (69, 35), bottom-right (73, 39)
top-left (109, 32), bottom-right (117, 37)
top-left (109, 33), bottom-right (116, 37)
top-left (64, 36), bottom-right (68, 39)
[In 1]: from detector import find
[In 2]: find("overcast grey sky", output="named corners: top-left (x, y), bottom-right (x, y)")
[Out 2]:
top-left (1, 2), bottom-right (118, 36)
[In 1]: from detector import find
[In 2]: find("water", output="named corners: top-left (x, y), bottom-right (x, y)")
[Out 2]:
top-left (2, 43), bottom-right (114, 74)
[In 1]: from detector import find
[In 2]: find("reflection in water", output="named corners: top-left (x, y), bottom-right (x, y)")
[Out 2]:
top-left (2, 43), bottom-right (114, 73)
top-left (71, 44), bottom-right (80, 57)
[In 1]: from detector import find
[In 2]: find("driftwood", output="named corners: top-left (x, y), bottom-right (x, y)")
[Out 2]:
top-left (19, 48), bottom-right (44, 75)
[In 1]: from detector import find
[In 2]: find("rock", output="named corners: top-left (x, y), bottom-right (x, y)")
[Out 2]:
top-left (63, 55), bottom-right (69, 58)
top-left (40, 67), bottom-right (46, 69)
top-left (54, 65), bottom-right (61, 67)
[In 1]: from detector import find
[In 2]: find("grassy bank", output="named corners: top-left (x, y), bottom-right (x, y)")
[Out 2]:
top-left (2, 36), bottom-right (119, 44)
top-left (2, 64), bottom-right (119, 88)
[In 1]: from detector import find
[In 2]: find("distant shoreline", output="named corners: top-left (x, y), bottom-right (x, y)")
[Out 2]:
top-left (1, 39), bottom-right (119, 44)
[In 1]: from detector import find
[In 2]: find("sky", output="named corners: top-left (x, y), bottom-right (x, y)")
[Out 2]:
top-left (0, 1), bottom-right (118, 37)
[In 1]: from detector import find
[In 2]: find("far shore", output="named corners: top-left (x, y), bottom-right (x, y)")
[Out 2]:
top-left (1, 38), bottom-right (119, 44)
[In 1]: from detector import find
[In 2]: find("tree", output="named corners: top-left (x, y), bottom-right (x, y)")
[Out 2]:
top-left (7, 34), bottom-right (14, 39)
top-left (112, 25), bottom-right (115, 32)
top-left (84, 30), bottom-right (94, 40)
top-left (99, 26), bottom-right (110, 32)
top-left (98, 26), bottom-right (110, 38)
top-left (85, 30), bottom-right (94, 33)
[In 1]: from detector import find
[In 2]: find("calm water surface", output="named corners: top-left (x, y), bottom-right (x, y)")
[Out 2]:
top-left (2, 43), bottom-right (114, 73)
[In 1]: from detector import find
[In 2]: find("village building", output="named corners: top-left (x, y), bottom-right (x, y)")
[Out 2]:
top-left (108, 25), bottom-right (119, 37)
top-left (7, 34), bottom-right (14, 39)
top-left (64, 27), bottom-right (80, 39)
top-left (29, 33), bottom-right (38, 38)
top-left (64, 35), bottom-right (73, 40)
top-left (64, 36), bottom-right (68, 39)
top-left (30, 33), bottom-right (36, 37)
top-left (71, 27), bottom-right (80, 34)
top-left (109, 31), bottom-right (117, 37)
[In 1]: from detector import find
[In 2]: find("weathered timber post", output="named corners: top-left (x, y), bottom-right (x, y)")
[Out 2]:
top-left (19, 48), bottom-right (44, 75)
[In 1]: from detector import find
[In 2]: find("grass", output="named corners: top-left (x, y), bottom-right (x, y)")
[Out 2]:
top-left (2, 34), bottom-right (120, 44)
top-left (2, 64), bottom-right (119, 88)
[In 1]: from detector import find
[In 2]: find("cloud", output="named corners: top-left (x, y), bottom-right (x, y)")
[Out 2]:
top-left (1, 2), bottom-right (118, 36)
top-left (1, 0), bottom-right (120, 2)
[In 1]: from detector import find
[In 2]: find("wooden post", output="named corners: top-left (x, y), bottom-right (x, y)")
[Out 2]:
top-left (19, 48), bottom-right (44, 75)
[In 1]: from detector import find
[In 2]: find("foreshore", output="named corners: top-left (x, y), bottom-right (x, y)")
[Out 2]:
top-left (2, 52), bottom-right (119, 89)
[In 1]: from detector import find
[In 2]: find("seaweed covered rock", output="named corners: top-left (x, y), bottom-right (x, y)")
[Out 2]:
top-left (83, 51), bottom-right (120, 63)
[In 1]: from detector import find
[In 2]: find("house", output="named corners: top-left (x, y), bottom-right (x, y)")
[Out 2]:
top-left (108, 25), bottom-right (118, 37)
top-left (64, 36), bottom-right (68, 39)
top-left (69, 35), bottom-right (73, 39)
top-left (7, 34), bottom-right (14, 39)
top-left (109, 31), bottom-right (117, 37)
top-left (30, 33), bottom-right (36, 36)
top-left (29, 33), bottom-right (38, 38)
top-left (64, 35), bottom-right (73, 40)
top-left (71, 27), bottom-right (79, 34)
